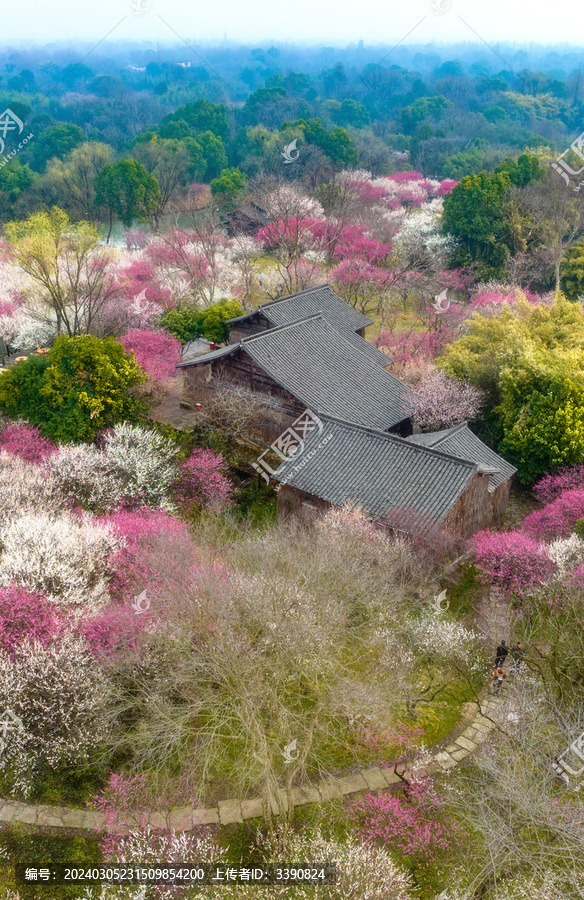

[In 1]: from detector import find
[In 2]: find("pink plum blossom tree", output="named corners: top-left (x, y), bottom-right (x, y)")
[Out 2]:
top-left (172, 449), bottom-right (233, 510)
top-left (472, 530), bottom-right (555, 595)
top-left (0, 422), bottom-right (57, 463)
top-left (119, 328), bottom-right (182, 382)
top-left (406, 368), bottom-right (483, 430)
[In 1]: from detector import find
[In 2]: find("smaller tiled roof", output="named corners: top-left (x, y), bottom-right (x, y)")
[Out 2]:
top-left (274, 415), bottom-right (478, 525)
top-left (227, 284), bottom-right (373, 331)
top-left (406, 424), bottom-right (516, 491)
top-left (229, 284), bottom-right (392, 368)
top-left (176, 343), bottom-right (238, 368)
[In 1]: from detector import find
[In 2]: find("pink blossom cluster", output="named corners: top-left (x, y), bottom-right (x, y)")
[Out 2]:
top-left (0, 585), bottom-right (62, 656)
top-left (534, 465), bottom-right (584, 505)
top-left (91, 771), bottom-right (151, 832)
top-left (371, 171), bottom-right (458, 209)
top-left (173, 450), bottom-right (233, 509)
top-left (522, 489), bottom-right (584, 541)
top-left (83, 602), bottom-right (154, 659)
top-left (116, 260), bottom-right (170, 307)
top-left (0, 423), bottom-right (57, 463)
top-left (124, 229), bottom-right (148, 250)
top-left (119, 328), bottom-right (182, 382)
top-left (375, 328), bottom-right (453, 367)
top-left (102, 507), bottom-right (190, 600)
top-left (472, 530), bottom-right (555, 595)
top-left (351, 781), bottom-right (459, 861)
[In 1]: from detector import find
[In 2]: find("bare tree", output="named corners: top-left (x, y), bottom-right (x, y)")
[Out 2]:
top-left (518, 171), bottom-right (584, 290)
top-left (448, 677), bottom-right (584, 898)
top-left (103, 508), bottom-right (428, 822)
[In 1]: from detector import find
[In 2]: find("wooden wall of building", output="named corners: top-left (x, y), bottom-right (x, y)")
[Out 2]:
top-left (488, 480), bottom-right (512, 529)
top-left (442, 471), bottom-right (491, 537)
top-left (228, 314), bottom-right (274, 344)
top-left (277, 484), bottom-right (332, 525)
top-left (276, 471), bottom-right (513, 540)
top-left (181, 350), bottom-right (307, 445)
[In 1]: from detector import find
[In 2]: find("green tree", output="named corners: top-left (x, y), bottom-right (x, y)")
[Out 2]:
top-left (196, 131), bottom-right (228, 181)
top-left (495, 152), bottom-right (541, 187)
top-left (201, 299), bottom-right (243, 343)
top-left (44, 141), bottom-right (113, 220)
top-left (210, 167), bottom-right (247, 210)
top-left (160, 99), bottom-right (229, 141)
top-left (162, 299), bottom-right (243, 344)
top-left (29, 124), bottom-right (85, 173)
top-left (397, 96), bottom-right (453, 134)
top-left (131, 137), bottom-right (195, 228)
top-left (440, 293), bottom-right (584, 481)
top-left (497, 357), bottom-right (584, 483)
top-left (0, 159), bottom-right (35, 219)
top-left (283, 117), bottom-right (359, 167)
top-left (560, 241), bottom-right (584, 300)
top-left (0, 335), bottom-right (145, 443)
top-left (330, 98), bottom-right (370, 128)
top-left (442, 170), bottom-right (513, 277)
top-left (93, 159), bottom-right (160, 242)
top-left (161, 306), bottom-right (205, 343)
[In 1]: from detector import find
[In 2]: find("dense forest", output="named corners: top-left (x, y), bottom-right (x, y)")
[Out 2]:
top-left (1, 40), bottom-right (583, 223)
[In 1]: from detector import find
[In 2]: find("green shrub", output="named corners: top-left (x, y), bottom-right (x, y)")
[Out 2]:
top-left (0, 335), bottom-right (145, 443)
top-left (162, 299), bottom-right (243, 345)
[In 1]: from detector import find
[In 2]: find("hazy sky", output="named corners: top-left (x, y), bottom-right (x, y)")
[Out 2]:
top-left (2, 0), bottom-right (583, 50)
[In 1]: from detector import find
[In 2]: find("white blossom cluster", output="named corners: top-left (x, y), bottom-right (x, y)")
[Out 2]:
top-left (435, 871), bottom-right (584, 900)
top-left (407, 611), bottom-right (480, 670)
top-left (0, 452), bottom-right (63, 518)
top-left (0, 511), bottom-right (120, 608)
top-left (0, 635), bottom-right (111, 796)
top-left (48, 444), bottom-right (129, 511)
top-left (81, 828), bottom-right (225, 899)
top-left (103, 423), bottom-right (179, 510)
top-left (262, 184), bottom-right (324, 221)
top-left (47, 424), bottom-right (181, 512)
top-left (212, 830), bottom-right (413, 900)
top-left (546, 534), bottom-right (584, 573)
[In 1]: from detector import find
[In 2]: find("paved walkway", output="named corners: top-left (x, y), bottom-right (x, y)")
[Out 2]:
top-left (0, 696), bottom-right (501, 833)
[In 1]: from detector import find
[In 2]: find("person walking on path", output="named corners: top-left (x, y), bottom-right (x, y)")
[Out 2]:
top-left (495, 640), bottom-right (508, 667)
top-left (493, 667), bottom-right (506, 695)
top-left (510, 642), bottom-right (525, 672)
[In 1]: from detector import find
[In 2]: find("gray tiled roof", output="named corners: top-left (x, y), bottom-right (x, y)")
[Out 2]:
top-left (176, 343), bottom-right (238, 368)
top-left (407, 424), bottom-right (516, 491)
top-left (227, 283), bottom-right (392, 366)
top-left (227, 284), bottom-right (373, 332)
top-left (178, 314), bottom-right (410, 430)
top-left (242, 315), bottom-right (410, 430)
top-left (275, 416), bottom-right (478, 524)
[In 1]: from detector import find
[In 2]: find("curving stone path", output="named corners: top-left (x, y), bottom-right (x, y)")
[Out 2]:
top-left (0, 696), bottom-right (502, 833)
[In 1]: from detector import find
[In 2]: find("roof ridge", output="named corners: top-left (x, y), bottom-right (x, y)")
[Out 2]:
top-left (257, 283), bottom-right (333, 309)
top-left (294, 414), bottom-right (478, 471)
top-left (241, 313), bottom-right (324, 342)
top-left (242, 316), bottom-right (406, 385)
top-left (426, 421), bottom-right (469, 446)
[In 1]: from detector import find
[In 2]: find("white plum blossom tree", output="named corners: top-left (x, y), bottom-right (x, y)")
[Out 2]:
top-left (103, 423), bottom-right (179, 510)
top-left (0, 634), bottom-right (111, 796)
top-left (0, 511), bottom-right (120, 608)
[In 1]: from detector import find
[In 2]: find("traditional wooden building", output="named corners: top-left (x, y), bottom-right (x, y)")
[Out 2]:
top-left (178, 313), bottom-right (412, 442)
top-left (227, 284), bottom-right (392, 368)
top-left (274, 416), bottom-right (516, 538)
top-left (405, 423), bottom-right (516, 529)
